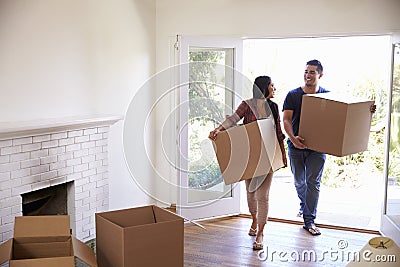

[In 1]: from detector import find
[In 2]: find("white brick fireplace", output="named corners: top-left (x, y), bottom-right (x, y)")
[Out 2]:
top-left (0, 115), bottom-right (122, 243)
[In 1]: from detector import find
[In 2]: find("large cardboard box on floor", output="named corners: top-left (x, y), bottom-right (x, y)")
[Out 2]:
top-left (212, 118), bottom-right (284, 185)
top-left (95, 205), bottom-right (184, 267)
top-left (299, 93), bottom-right (374, 157)
top-left (0, 215), bottom-right (98, 267)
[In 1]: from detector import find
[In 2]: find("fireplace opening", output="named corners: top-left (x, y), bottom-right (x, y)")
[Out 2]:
top-left (22, 182), bottom-right (73, 216)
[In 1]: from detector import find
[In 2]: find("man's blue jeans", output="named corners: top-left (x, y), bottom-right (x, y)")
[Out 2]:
top-left (288, 147), bottom-right (326, 227)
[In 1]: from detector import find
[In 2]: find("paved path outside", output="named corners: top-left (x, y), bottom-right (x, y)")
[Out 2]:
top-left (267, 168), bottom-right (387, 230)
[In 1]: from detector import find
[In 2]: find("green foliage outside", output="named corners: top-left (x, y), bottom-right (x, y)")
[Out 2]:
top-left (323, 59), bottom-right (400, 187)
top-left (322, 78), bottom-right (388, 188)
top-left (188, 50), bottom-right (225, 188)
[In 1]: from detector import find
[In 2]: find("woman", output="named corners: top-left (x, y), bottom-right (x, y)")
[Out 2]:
top-left (209, 76), bottom-right (287, 250)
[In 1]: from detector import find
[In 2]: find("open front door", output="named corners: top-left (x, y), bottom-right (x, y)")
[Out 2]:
top-left (177, 36), bottom-right (243, 220)
top-left (381, 33), bottom-right (400, 244)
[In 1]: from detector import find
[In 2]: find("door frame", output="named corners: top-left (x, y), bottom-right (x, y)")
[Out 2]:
top-left (176, 36), bottom-right (243, 220)
top-left (380, 32), bottom-right (400, 243)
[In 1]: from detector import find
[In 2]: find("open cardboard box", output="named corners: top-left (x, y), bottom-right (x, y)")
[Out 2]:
top-left (95, 205), bottom-right (184, 267)
top-left (0, 215), bottom-right (97, 267)
top-left (299, 93), bottom-right (374, 157)
top-left (212, 118), bottom-right (284, 185)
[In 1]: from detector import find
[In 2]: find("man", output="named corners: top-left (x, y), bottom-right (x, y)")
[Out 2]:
top-left (283, 59), bottom-right (376, 236)
top-left (282, 59), bottom-right (328, 236)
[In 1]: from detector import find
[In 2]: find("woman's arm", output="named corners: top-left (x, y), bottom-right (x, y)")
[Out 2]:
top-left (208, 118), bottom-right (235, 140)
top-left (209, 101), bottom-right (247, 140)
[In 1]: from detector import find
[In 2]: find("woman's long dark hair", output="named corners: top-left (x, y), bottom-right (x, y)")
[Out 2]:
top-left (252, 76), bottom-right (271, 99)
top-left (267, 99), bottom-right (279, 130)
top-left (252, 76), bottom-right (279, 134)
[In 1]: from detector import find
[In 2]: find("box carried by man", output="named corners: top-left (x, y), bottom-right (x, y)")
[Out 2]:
top-left (299, 93), bottom-right (374, 157)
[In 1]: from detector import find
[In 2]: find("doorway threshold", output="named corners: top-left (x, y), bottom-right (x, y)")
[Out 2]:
top-left (237, 213), bottom-right (380, 235)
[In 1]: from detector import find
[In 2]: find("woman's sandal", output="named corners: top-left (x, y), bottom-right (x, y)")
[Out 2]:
top-left (303, 223), bottom-right (321, 236)
top-left (248, 228), bottom-right (257, 236)
top-left (253, 241), bottom-right (263, 250)
top-left (253, 235), bottom-right (264, 250)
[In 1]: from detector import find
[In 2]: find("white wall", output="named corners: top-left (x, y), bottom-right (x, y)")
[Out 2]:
top-left (156, 0), bottom-right (400, 70)
top-left (0, 0), bottom-right (93, 120)
top-left (87, 0), bottom-right (157, 209)
top-left (0, 0), bottom-right (156, 210)
top-left (154, 0), bottom-right (400, 205)
top-left (84, 0), bottom-right (157, 209)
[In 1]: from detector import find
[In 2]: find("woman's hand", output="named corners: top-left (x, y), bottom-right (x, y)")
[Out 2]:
top-left (282, 154), bottom-right (288, 168)
top-left (209, 117), bottom-right (232, 141)
top-left (208, 129), bottom-right (220, 141)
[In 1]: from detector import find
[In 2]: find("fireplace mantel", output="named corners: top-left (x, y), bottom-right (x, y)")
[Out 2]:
top-left (0, 114), bottom-right (123, 243)
top-left (0, 115), bottom-right (124, 140)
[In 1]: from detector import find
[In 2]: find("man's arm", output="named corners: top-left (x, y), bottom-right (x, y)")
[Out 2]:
top-left (282, 110), bottom-right (307, 149)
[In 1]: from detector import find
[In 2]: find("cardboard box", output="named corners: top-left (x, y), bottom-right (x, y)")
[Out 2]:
top-left (95, 205), bottom-right (184, 267)
top-left (299, 93), bottom-right (374, 157)
top-left (0, 215), bottom-right (98, 267)
top-left (212, 118), bottom-right (284, 185)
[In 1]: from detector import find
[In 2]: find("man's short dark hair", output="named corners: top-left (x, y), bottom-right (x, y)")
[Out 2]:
top-left (307, 59), bottom-right (323, 73)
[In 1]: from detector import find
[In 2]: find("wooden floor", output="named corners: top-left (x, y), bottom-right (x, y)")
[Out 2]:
top-left (184, 216), bottom-right (380, 267)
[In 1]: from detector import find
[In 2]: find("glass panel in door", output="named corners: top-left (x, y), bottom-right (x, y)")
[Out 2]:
top-left (187, 47), bottom-right (233, 203)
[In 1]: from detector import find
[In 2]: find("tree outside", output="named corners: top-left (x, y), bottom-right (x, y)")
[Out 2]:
top-left (187, 50), bottom-right (226, 189)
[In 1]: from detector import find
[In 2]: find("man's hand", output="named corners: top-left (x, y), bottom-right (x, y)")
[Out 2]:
top-left (291, 136), bottom-right (307, 149)
top-left (370, 104), bottom-right (376, 113)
